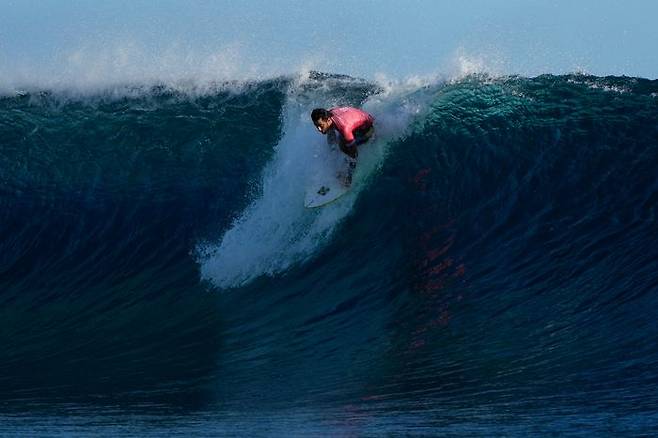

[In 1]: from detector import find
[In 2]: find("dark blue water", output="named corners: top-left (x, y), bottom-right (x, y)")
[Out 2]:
top-left (1, 72), bottom-right (658, 436)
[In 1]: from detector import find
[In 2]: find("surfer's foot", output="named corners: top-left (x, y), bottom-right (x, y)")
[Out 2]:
top-left (341, 173), bottom-right (352, 187)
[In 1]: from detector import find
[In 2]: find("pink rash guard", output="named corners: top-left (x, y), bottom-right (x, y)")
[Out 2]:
top-left (329, 107), bottom-right (374, 144)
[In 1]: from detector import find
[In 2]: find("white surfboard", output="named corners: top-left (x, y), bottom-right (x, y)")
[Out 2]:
top-left (304, 154), bottom-right (355, 208)
top-left (304, 177), bottom-right (351, 208)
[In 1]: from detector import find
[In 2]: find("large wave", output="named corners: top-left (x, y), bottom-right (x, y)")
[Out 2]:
top-left (1, 70), bottom-right (658, 433)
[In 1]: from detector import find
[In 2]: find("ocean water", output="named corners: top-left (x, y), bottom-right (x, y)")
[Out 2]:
top-left (1, 71), bottom-right (658, 436)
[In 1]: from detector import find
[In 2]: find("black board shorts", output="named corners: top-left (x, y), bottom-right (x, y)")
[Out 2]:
top-left (354, 124), bottom-right (375, 146)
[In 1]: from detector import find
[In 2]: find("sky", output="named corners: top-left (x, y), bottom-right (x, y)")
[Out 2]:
top-left (0, 0), bottom-right (656, 88)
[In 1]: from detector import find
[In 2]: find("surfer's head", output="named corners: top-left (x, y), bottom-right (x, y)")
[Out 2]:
top-left (311, 108), bottom-right (333, 134)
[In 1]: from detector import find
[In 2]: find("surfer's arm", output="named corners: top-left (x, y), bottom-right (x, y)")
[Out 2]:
top-left (337, 125), bottom-right (358, 157)
top-left (327, 129), bottom-right (337, 145)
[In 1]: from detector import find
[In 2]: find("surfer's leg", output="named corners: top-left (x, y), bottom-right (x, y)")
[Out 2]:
top-left (342, 157), bottom-right (357, 187)
top-left (339, 142), bottom-right (358, 159)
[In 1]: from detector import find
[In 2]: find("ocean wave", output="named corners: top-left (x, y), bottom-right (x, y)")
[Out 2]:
top-left (1, 73), bottom-right (658, 423)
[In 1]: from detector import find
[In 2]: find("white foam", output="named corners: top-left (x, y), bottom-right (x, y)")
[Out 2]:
top-left (197, 95), bottom-right (351, 288)
top-left (0, 40), bottom-right (278, 97)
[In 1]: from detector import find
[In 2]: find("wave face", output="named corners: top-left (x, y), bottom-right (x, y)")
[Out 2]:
top-left (1, 72), bottom-right (658, 435)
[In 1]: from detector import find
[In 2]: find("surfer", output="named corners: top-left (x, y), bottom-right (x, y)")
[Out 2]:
top-left (311, 107), bottom-right (375, 160)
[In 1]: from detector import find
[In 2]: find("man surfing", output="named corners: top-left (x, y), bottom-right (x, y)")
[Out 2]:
top-left (311, 106), bottom-right (375, 186)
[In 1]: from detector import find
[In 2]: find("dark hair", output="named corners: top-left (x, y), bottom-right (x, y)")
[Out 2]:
top-left (311, 108), bottom-right (330, 123)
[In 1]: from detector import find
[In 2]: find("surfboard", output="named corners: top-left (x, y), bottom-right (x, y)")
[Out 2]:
top-left (304, 154), bottom-right (355, 208)
top-left (305, 150), bottom-right (356, 208)
top-left (304, 177), bottom-right (351, 208)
